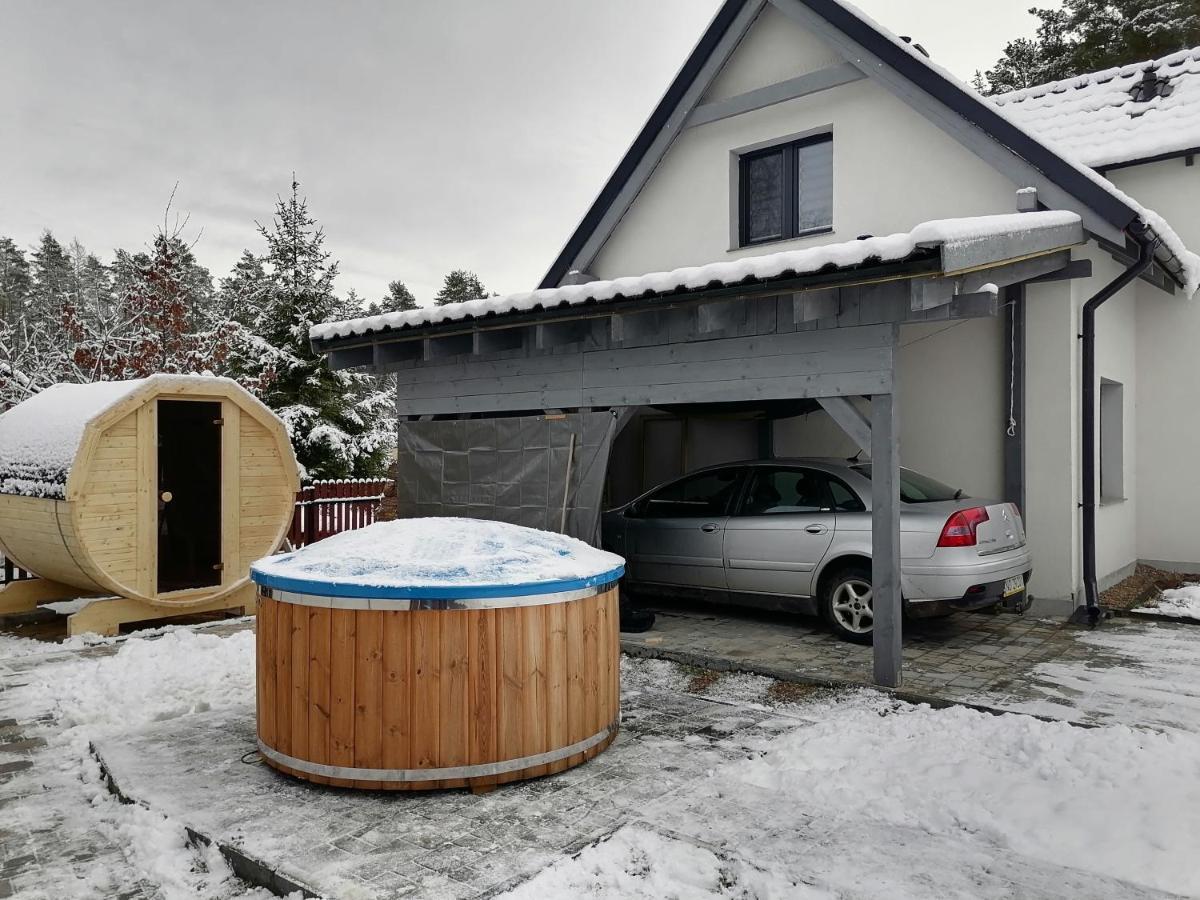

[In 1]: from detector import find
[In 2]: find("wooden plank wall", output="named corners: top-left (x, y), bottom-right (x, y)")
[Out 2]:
top-left (257, 587), bottom-right (620, 791)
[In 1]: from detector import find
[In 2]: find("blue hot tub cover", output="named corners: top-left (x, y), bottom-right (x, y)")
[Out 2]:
top-left (251, 517), bottom-right (625, 599)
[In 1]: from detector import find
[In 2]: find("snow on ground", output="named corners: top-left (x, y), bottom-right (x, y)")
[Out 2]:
top-left (508, 687), bottom-right (1200, 899)
top-left (976, 622), bottom-right (1200, 733)
top-left (252, 516), bottom-right (624, 591)
top-left (1135, 583), bottom-right (1200, 620)
top-left (0, 629), bottom-right (279, 899)
top-left (8, 624), bottom-right (1200, 898)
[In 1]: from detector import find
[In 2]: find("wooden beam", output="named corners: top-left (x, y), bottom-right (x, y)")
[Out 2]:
top-left (686, 62), bottom-right (864, 128)
top-left (473, 328), bottom-right (523, 355)
top-left (328, 345), bottom-right (373, 370)
top-left (697, 299), bottom-right (747, 334)
top-left (911, 251), bottom-right (1071, 311)
top-left (423, 334), bottom-right (473, 361)
top-left (871, 387), bottom-right (902, 688)
top-left (536, 321), bottom-right (593, 350)
top-left (1025, 259), bottom-right (1092, 284)
top-left (817, 396), bottom-right (871, 455)
top-left (793, 288), bottom-right (840, 323)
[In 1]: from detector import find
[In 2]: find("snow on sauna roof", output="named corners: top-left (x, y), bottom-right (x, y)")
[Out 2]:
top-left (994, 47), bottom-right (1200, 170)
top-left (311, 212), bottom-right (1081, 341)
top-left (251, 518), bottom-right (625, 599)
top-left (0, 375), bottom-right (249, 500)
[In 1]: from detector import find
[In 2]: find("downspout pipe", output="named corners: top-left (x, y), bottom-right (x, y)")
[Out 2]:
top-left (1077, 219), bottom-right (1157, 624)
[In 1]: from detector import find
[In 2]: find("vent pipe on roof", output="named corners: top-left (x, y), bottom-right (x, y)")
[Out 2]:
top-left (898, 35), bottom-right (930, 58)
top-left (1129, 69), bottom-right (1173, 102)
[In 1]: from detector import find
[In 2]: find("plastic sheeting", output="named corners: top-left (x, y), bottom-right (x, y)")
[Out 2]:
top-left (395, 411), bottom-right (618, 544)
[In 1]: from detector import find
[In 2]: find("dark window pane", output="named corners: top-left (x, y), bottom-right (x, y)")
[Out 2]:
top-left (745, 151), bottom-right (784, 242)
top-left (828, 478), bottom-right (865, 512)
top-left (741, 468), bottom-right (829, 515)
top-left (642, 468), bottom-right (743, 518)
top-left (797, 139), bottom-right (833, 232)
top-left (850, 465), bottom-right (964, 503)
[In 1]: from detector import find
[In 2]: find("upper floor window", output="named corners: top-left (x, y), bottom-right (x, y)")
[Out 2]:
top-left (738, 134), bottom-right (833, 247)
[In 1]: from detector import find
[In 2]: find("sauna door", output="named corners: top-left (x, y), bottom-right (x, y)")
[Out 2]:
top-left (157, 400), bottom-right (222, 593)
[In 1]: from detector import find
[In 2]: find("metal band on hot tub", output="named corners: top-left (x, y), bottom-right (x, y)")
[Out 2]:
top-left (258, 581), bottom-right (619, 611)
top-left (257, 718), bottom-right (620, 783)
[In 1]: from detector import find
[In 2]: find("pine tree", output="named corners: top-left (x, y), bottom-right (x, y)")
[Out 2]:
top-left (369, 279), bottom-right (418, 314)
top-left (250, 178), bottom-right (392, 479)
top-left (0, 237), bottom-right (31, 323)
top-left (434, 269), bottom-right (488, 306)
top-left (979, 1), bottom-right (1200, 94)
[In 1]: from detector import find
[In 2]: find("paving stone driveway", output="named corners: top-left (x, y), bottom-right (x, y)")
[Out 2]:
top-left (621, 603), bottom-right (1103, 707)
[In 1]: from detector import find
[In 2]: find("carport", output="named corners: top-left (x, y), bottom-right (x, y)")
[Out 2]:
top-left (311, 210), bottom-right (1084, 687)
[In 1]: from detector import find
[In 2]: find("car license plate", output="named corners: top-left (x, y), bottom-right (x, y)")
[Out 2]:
top-left (1003, 575), bottom-right (1025, 597)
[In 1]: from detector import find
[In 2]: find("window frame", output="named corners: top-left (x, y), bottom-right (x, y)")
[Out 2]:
top-left (629, 466), bottom-right (748, 519)
top-left (737, 132), bottom-right (833, 248)
top-left (732, 466), bottom-right (851, 518)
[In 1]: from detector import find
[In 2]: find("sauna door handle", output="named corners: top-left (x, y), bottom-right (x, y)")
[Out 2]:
top-left (160, 491), bottom-right (173, 503)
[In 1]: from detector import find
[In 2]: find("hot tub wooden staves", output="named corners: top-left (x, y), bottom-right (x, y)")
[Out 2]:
top-left (254, 584), bottom-right (621, 792)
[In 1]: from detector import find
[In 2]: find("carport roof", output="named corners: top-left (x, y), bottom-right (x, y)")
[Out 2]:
top-left (312, 211), bottom-right (1081, 347)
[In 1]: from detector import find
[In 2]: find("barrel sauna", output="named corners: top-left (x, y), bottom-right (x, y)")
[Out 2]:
top-left (250, 518), bottom-right (625, 791)
top-left (0, 375), bottom-right (299, 609)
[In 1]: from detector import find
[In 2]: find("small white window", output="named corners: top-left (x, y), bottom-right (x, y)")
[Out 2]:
top-left (738, 134), bottom-right (832, 246)
top-left (1100, 379), bottom-right (1124, 501)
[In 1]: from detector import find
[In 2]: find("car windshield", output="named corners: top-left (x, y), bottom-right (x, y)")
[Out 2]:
top-left (849, 465), bottom-right (963, 503)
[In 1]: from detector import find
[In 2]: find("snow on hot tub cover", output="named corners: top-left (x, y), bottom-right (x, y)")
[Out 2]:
top-left (0, 378), bottom-right (148, 499)
top-left (251, 518), bottom-right (625, 599)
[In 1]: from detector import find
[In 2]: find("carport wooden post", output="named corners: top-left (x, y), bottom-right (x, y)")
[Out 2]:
top-left (871, 387), bottom-right (902, 688)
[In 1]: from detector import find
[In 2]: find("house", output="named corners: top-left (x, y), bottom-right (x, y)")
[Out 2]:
top-left (310, 0), bottom-right (1200, 667)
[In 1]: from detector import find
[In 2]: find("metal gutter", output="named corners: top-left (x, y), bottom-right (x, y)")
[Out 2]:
top-left (1096, 147), bottom-right (1200, 175)
top-left (1076, 219), bottom-right (1157, 623)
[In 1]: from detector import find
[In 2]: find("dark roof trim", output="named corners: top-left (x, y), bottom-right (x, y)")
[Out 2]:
top-left (538, 0), bottom-right (748, 290)
top-left (803, 0), bottom-right (1138, 228)
top-left (540, 0), bottom-right (1143, 290)
top-left (1096, 146), bottom-right (1200, 175)
top-left (318, 251), bottom-right (940, 352)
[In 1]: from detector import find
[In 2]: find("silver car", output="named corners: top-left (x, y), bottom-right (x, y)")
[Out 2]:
top-left (601, 459), bottom-right (1032, 643)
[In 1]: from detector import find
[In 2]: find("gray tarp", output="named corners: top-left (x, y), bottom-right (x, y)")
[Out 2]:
top-left (395, 411), bottom-right (618, 544)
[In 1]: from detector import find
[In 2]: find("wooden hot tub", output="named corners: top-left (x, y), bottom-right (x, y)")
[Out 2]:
top-left (250, 518), bottom-right (624, 791)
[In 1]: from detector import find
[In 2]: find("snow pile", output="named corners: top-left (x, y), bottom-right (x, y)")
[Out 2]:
top-left (1136, 583), bottom-right (1200, 620)
top-left (252, 517), bottom-right (624, 592)
top-left (12, 628), bottom-right (255, 732)
top-left (994, 47), bottom-right (1200, 170)
top-left (310, 212), bottom-right (1081, 340)
top-left (503, 825), bottom-right (821, 900)
top-left (729, 694), bottom-right (1200, 897)
top-left (0, 378), bottom-right (143, 498)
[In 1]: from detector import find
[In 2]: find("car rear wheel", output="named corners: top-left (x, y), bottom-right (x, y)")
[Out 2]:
top-left (822, 566), bottom-right (874, 644)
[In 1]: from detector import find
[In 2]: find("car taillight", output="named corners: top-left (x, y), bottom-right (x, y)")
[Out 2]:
top-left (937, 507), bottom-right (990, 547)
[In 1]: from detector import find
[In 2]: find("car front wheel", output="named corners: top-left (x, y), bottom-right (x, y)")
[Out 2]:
top-left (822, 566), bottom-right (874, 644)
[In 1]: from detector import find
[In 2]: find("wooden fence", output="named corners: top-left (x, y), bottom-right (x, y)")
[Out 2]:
top-left (287, 478), bottom-right (390, 549)
top-left (0, 478), bottom-right (389, 585)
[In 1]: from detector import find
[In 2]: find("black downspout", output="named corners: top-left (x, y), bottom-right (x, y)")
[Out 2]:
top-left (1076, 219), bottom-right (1157, 624)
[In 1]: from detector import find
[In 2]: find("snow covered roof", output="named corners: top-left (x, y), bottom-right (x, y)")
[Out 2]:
top-left (311, 212), bottom-right (1080, 342)
top-left (994, 47), bottom-right (1200, 170)
top-left (251, 518), bottom-right (625, 598)
top-left (0, 374), bottom-right (260, 500)
top-left (0, 379), bottom-right (147, 499)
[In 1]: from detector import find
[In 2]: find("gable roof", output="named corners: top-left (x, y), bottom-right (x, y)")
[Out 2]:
top-left (994, 47), bottom-right (1200, 171)
top-left (538, 0), bottom-right (1198, 296)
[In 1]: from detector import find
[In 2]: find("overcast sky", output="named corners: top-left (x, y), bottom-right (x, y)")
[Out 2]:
top-left (1, 1), bottom-right (1052, 307)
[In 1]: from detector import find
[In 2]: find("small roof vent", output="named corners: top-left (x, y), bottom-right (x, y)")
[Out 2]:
top-left (1129, 69), bottom-right (1173, 103)
top-left (898, 35), bottom-right (930, 58)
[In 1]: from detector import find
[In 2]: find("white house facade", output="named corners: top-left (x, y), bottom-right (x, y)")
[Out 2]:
top-left (312, 0), bottom-right (1200, 633)
top-left (546, 1), bottom-right (1200, 614)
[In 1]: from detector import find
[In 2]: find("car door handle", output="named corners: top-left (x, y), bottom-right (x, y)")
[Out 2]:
top-left (700, 523), bottom-right (721, 533)
top-left (804, 524), bottom-right (829, 535)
